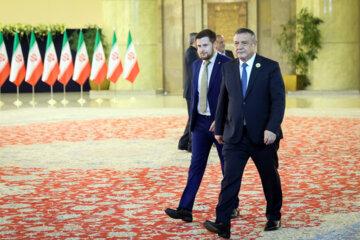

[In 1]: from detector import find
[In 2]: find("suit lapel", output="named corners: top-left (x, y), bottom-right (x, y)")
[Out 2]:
top-left (208, 54), bottom-right (222, 91)
top-left (245, 54), bottom-right (262, 97)
top-left (232, 59), bottom-right (242, 98)
top-left (193, 60), bottom-right (202, 91)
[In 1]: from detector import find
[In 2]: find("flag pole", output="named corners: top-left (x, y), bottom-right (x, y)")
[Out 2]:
top-left (48, 85), bottom-right (56, 105)
top-left (78, 85), bottom-right (86, 106)
top-left (0, 87), bottom-right (4, 107)
top-left (13, 86), bottom-right (22, 107)
top-left (29, 85), bottom-right (36, 106)
top-left (60, 84), bottom-right (69, 106)
top-left (130, 82), bottom-right (136, 103)
top-left (95, 83), bottom-right (103, 104)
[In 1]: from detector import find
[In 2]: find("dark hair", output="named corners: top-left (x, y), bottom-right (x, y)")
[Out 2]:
top-left (189, 32), bottom-right (197, 45)
top-left (235, 28), bottom-right (256, 42)
top-left (196, 29), bottom-right (216, 43)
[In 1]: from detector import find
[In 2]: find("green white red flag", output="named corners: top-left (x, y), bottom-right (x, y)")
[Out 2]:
top-left (0, 31), bottom-right (10, 87)
top-left (123, 31), bottom-right (139, 83)
top-left (25, 30), bottom-right (43, 86)
top-left (73, 30), bottom-right (90, 86)
top-left (90, 29), bottom-right (107, 85)
top-left (58, 30), bottom-right (74, 86)
top-left (9, 32), bottom-right (26, 87)
top-left (107, 30), bottom-right (122, 83)
top-left (42, 31), bottom-right (59, 86)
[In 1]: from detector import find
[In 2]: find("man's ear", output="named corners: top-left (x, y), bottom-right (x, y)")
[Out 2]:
top-left (213, 41), bottom-right (218, 50)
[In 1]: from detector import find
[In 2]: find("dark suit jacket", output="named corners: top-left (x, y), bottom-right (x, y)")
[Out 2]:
top-left (183, 46), bottom-right (199, 100)
top-left (225, 50), bottom-right (234, 59)
top-left (190, 53), bottom-right (231, 131)
top-left (215, 54), bottom-right (285, 145)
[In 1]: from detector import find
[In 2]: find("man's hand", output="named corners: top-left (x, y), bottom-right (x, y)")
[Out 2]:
top-left (209, 121), bottom-right (215, 132)
top-left (215, 135), bottom-right (224, 145)
top-left (264, 130), bottom-right (276, 145)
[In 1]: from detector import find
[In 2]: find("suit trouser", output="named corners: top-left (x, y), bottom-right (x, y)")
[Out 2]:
top-left (178, 98), bottom-right (192, 149)
top-left (179, 115), bottom-right (224, 210)
top-left (216, 128), bottom-right (282, 226)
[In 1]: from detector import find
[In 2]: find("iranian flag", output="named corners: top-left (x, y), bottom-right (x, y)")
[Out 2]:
top-left (9, 32), bottom-right (26, 87)
top-left (0, 31), bottom-right (10, 87)
top-left (42, 31), bottom-right (59, 86)
top-left (73, 30), bottom-right (90, 86)
top-left (90, 29), bottom-right (107, 85)
top-left (123, 31), bottom-right (139, 83)
top-left (58, 30), bottom-right (74, 86)
top-left (107, 30), bottom-right (122, 83)
top-left (25, 31), bottom-right (43, 86)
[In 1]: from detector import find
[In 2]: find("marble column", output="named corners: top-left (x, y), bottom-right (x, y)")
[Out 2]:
top-left (102, 0), bottom-right (162, 91)
top-left (297, 0), bottom-right (360, 90)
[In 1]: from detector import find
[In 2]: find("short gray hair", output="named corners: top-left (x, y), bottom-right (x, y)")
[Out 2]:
top-left (189, 32), bottom-right (197, 45)
top-left (235, 28), bottom-right (256, 43)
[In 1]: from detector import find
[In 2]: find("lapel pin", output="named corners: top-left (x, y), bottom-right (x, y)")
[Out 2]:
top-left (256, 63), bottom-right (261, 68)
top-left (218, 61), bottom-right (221, 64)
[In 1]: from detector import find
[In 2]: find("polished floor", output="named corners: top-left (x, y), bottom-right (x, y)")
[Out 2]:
top-left (1, 90), bottom-right (360, 111)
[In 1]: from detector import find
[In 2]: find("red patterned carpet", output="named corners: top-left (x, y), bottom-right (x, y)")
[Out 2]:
top-left (0, 114), bottom-right (359, 239)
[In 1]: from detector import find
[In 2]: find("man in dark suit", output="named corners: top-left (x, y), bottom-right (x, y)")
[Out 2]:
top-left (216, 34), bottom-right (234, 59)
top-left (178, 32), bottom-right (199, 152)
top-left (165, 29), bottom-right (231, 222)
top-left (203, 28), bottom-right (285, 239)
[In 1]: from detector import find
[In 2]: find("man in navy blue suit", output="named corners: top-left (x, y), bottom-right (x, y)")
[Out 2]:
top-left (165, 29), bottom-right (231, 222)
top-left (203, 28), bottom-right (285, 239)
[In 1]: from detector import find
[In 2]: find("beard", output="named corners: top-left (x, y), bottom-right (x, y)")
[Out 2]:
top-left (200, 48), bottom-right (214, 61)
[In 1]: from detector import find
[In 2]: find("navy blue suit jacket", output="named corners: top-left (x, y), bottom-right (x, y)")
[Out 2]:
top-left (215, 54), bottom-right (285, 145)
top-left (190, 53), bottom-right (231, 131)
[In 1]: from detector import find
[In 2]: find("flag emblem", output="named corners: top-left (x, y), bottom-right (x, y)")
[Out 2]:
top-left (0, 54), bottom-right (5, 62)
top-left (30, 53), bottom-right (38, 62)
top-left (111, 52), bottom-right (119, 61)
top-left (16, 54), bottom-right (23, 63)
top-left (61, 53), bottom-right (70, 62)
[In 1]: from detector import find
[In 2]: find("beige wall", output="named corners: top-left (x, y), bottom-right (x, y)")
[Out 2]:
top-left (258, 0), bottom-right (296, 75)
top-left (297, 0), bottom-right (360, 90)
top-left (0, 0), bottom-right (103, 28)
top-left (162, 0), bottom-right (183, 94)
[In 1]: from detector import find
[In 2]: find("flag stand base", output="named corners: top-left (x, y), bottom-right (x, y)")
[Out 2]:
top-left (48, 98), bottom-right (57, 105)
top-left (13, 99), bottom-right (23, 107)
top-left (61, 98), bottom-right (69, 106)
top-left (95, 98), bottom-right (103, 104)
top-left (78, 98), bottom-right (86, 105)
top-left (29, 99), bottom-right (37, 107)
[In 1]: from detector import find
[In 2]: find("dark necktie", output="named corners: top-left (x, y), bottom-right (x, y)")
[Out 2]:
top-left (242, 62), bottom-right (248, 98)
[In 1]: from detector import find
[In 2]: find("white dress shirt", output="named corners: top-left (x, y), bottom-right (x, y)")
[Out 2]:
top-left (239, 53), bottom-right (256, 88)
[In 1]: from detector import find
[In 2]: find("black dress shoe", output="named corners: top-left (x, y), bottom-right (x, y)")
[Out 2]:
top-left (203, 220), bottom-right (230, 239)
top-left (178, 145), bottom-right (187, 151)
top-left (231, 208), bottom-right (240, 219)
top-left (264, 220), bottom-right (281, 231)
top-left (165, 207), bottom-right (192, 222)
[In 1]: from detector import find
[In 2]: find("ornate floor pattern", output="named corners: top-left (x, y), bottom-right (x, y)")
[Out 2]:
top-left (0, 113), bottom-right (359, 239)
